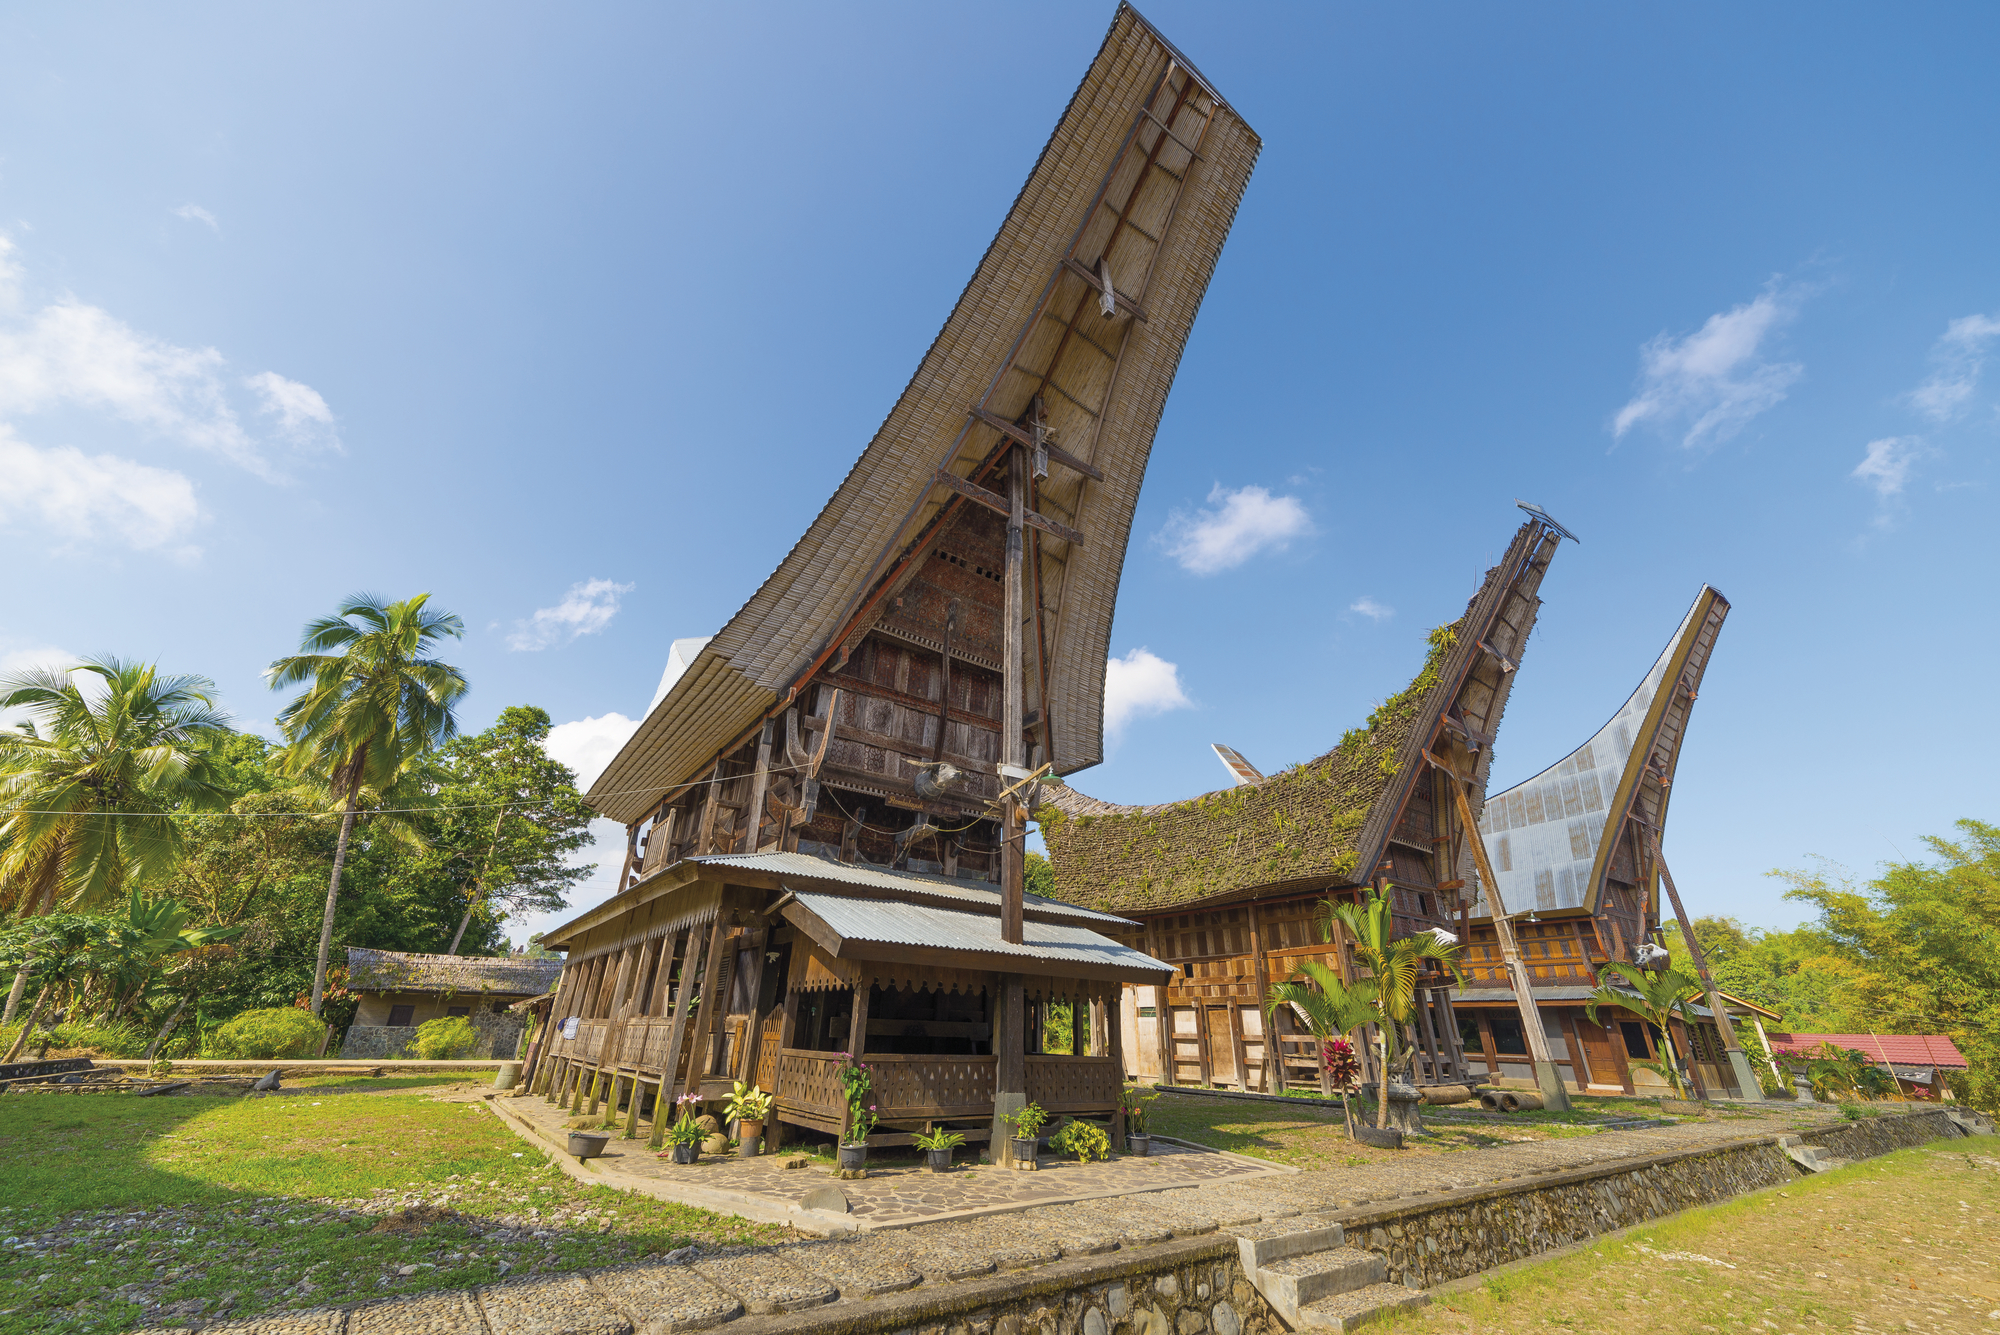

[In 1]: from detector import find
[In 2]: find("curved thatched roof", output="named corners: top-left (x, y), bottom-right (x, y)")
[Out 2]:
top-left (343, 948), bottom-right (562, 997)
top-left (589, 4), bottom-right (1261, 824)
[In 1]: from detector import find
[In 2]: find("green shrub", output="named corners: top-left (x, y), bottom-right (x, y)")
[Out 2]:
top-left (1049, 1117), bottom-right (1111, 1163)
top-left (404, 1016), bottom-right (482, 1060)
top-left (205, 1007), bottom-right (327, 1059)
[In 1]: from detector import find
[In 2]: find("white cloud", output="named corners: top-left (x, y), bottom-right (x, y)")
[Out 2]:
top-left (1158, 483), bottom-right (1312, 575)
top-left (543, 712), bottom-right (640, 790)
top-left (1104, 647), bottom-right (1192, 738)
top-left (0, 643), bottom-right (81, 731)
top-left (1851, 436), bottom-right (1926, 499)
top-left (246, 370), bottom-right (339, 450)
top-left (508, 579), bottom-right (635, 651)
top-left (0, 235), bottom-right (22, 310)
top-left (1349, 596), bottom-right (1394, 622)
top-left (0, 426), bottom-right (201, 556)
top-left (172, 204), bottom-right (219, 232)
top-left (1906, 313), bottom-right (2000, 423)
top-left (1613, 285), bottom-right (1803, 449)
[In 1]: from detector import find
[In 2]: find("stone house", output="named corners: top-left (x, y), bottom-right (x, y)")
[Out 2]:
top-left (342, 948), bottom-right (562, 1060)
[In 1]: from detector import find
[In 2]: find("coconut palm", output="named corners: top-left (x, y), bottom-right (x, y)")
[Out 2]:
top-left (0, 660), bottom-right (233, 1026)
top-left (1264, 960), bottom-right (1378, 1134)
top-left (1583, 960), bottom-right (1703, 1097)
top-left (268, 593), bottom-right (467, 1014)
top-left (1317, 889), bottom-right (1463, 1128)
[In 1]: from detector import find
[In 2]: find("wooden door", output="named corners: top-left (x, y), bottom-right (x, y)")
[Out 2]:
top-left (1204, 1007), bottom-right (1238, 1087)
top-left (1575, 1015), bottom-right (1630, 1092)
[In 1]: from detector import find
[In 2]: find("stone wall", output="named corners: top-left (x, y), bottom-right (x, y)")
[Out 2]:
top-left (342, 1011), bottom-right (527, 1061)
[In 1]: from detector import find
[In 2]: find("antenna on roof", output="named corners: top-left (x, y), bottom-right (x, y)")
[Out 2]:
top-left (1515, 500), bottom-right (1579, 544)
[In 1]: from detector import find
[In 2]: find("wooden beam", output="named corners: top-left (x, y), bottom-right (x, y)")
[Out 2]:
top-left (967, 409), bottom-right (1106, 481)
top-left (932, 467), bottom-right (1086, 547)
top-left (744, 719), bottom-right (775, 856)
top-left (695, 762), bottom-right (725, 855)
top-left (1247, 901), bottom-right (1277, 1092)
top-left (1060, 257), bottom-right (1150, 322)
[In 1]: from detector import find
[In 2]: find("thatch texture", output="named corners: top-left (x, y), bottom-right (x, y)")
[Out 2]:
top-left (1041, 521), bottom-right (1561, 915)
top-left (590, 4), bottom-right (1260, 824)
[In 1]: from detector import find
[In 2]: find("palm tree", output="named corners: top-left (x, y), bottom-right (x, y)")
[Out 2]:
top-left (1584, 960), bottom-right (1703, 1098)
top-left (268, 593), bottom-right (467, 1014)
top-left (0, 659), bottom-right (233, 1025)
top-left (1264, 959), bottom-right (1378, 1134)
top-left (1318, 889), bottom-right (1463, 1129)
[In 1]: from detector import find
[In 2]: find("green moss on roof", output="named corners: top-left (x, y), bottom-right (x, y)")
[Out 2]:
top-left (1039, 622), bottom-right (1460, 915)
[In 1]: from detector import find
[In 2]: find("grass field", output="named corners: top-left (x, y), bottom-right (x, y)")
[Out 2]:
top-left (0, 1081), bottom-right (782, 1333)
top-left (1374, 1141), bottom-right (2000, 1333)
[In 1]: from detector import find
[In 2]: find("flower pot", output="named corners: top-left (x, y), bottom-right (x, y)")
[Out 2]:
top-left (1351, 1125), bottom-right (1403, 1150)
top-left (925, 1147), bottom-right (952, 1173)
top-left (1126, 1133), bottom-right (1152, 1157)
top-left (1010, 1135), bottom-right (1039, 1168)
top-left (737, 1118), bottom-right (765, 1146)
top-left (837, 1142), bottom-right (868, 1172)
top-left (669, 1142), bottom-right (699, 1165)
top-left (568, 1131), bottom-right (610, 1159)
top-left (739, 1133), bottom-right (763, 1158)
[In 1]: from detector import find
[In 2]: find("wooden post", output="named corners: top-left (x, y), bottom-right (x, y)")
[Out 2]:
top-left (695, 763), bottom-right (726, 855)
top-left (1415, 986), bottom-right (1443, 1084)
top-left (1227, 1006), bottom-right (1251, 1091)
top-left (1446, 779), bottom-right (1570, 1110)
top-left (681, 914), bottom-right (734, 1099)
top-left (1647, 824), bottom-right (1763, 1101)
top-left (619, 822), bottom-right (641, 891)
top-left (991, 973), bottom-right (1026, 1163)
top-left (657, 920), bottom-right (710, 1110)
top-left (1247, 902), bottom-right (1276, 1091)
top-left (1437, 990), bottom-right (1471, 1084)
top-left (1193, 1004), bottom-right (1215, 1087)
top-left (745, 719), bottom-right (776, 854)
top-left (1146, 918), bottom-right (1175, 1085)
top-left (1000, 446), bottom-right (1026, 946)
top-left (734, 928), bottom-right (772, 1085)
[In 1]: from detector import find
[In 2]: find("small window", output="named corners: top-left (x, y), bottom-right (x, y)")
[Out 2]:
top-left (1137, 1007), bottom-right (1158, 1018)
top-left (387, 1004), bottom-right (415, 1027)
top-left (1620, 1021), bottom-right (1650, 1059)
top-left (492, 1001), bottom-right (508, 1014)
top-left (1417, 893), bottom-right (1431, 917)
top-left (446, 1006), bottom-right (470, 1017)
top-left (1489, 1013), bottom-right (1526, 1056)
top-left (1457, 1015), bottom-right (1484, 1051)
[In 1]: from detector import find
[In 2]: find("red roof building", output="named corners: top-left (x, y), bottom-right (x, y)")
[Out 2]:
top-left (1763, 1031), bottom-right (1967, 1070)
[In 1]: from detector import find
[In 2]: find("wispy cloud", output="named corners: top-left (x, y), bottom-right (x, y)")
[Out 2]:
top-left (1613, 284), bottom-right (1803, 449)
top-left (246, 370), bottom-right (339, 450)
top-left (1349, 596), bottom-right (1394, 622)
top-left (1104, 647), bottom-right (1192, 738)
top-left (1906, 313), bottom-right (2000, 423)
top-left (0, 425), bottom-right (201, 557)
top-left (543, 712), bottom-right (640, 789)
top-left (1158, 484), bottom-right (1312, 575)
top-left (1851, 436), bottom-right (1926, 499)
top-left (172, 204), bottom-right (219, 232)
top-left (508, 579), bottom-right (636, 651)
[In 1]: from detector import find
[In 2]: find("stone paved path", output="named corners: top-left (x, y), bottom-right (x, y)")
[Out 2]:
top-left (502, 1090), bottom-right (1286, 1227)
top-left (139, 1104), bottom-right (1869, 1333)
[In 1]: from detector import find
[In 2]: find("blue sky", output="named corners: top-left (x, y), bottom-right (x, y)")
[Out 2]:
top-left (3, 3), bottom-right (1995, 944)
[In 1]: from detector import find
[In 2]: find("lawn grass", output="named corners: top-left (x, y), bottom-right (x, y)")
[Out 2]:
top-left (1372, 1141), bottom-right (2000, 1333)
top-left (0, 1084), bottom-right (783, 1333)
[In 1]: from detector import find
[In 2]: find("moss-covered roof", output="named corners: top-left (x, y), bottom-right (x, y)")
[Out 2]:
top-left (343, 947), bottom-right (562, 997)
top-left (1039, 621), bottom-right (1463, 915)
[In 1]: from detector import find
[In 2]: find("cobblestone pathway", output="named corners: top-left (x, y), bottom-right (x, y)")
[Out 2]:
top-left (138, 1105), bottom-right (1858, 1333)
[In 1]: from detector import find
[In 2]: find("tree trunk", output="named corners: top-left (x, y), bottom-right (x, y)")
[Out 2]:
top-left (310, 785), bottom-right (362, 1016)
top-left (2, 985), bottom-right (52, 1064)
top-left (146, 995), bottom-right (191, 1060)
top-left (2, 965), bottom-right (28, 1027)
top-left (1377, 1021), bottom-right (1393, 1130)
top-left (446, 898), bottom-right (478, 956)
top-left (447, 809), bottom-right (507, 956)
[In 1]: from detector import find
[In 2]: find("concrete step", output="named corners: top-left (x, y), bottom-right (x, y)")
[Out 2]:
top-left (1228, 1216), bottom-right (1346, 1269)
top-left (1778, 1135), bottom-right (1845, 1174)
top-left (1297, 1283), bottom-right (1429, 1332)
top-left (1254, 1248), bottom-right (1387, 1327)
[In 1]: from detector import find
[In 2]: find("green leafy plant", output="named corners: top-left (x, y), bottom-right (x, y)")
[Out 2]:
top-left (1584, 961), bottom-right (1705, 1098)
top-left (1049, 1117), bottom-right (1110, 1163)
top-left (912, 1127), bottom-right (965, 1152)
top-left (205, 1006), bottom-right (326, 1059)
top-left (1317, 889), bottom-right (1464, 1129)
top-left (724, 1081), bottom-right (773, 1124)
top-left (404, 1015), bottom-right (481, 1060)
top-left (1004, 1102), bottom-right (1049, 1139)
top-left (835, 1052), bottom-right (876, 1143)
top-left (1118, 1087), bottom-right (1157, 1136)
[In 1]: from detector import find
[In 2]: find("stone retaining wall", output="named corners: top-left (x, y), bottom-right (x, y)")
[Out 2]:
top-left (341, 1012), bottom-right (526, 1061)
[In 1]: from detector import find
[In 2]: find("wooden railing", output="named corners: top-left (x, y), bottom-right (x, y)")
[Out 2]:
top-left (1026, 1055), bottom-right (1121, 1112)
top-left (774, 1050), bottom-right (1118, 1122)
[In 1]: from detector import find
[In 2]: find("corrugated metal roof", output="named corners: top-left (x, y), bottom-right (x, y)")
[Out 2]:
top-left (791, 889), bottom-right (1170, 979)
top-left (1765, 1031), bottom-right (1968, 1069)
top-left (690, 850), bottom-right (1136, 927)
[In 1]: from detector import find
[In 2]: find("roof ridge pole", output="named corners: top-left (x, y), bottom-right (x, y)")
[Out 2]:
top-left (1646, 824), bottom-right (1765, 1102)
top-left (1445, 776), bottom-right (1571, 1111)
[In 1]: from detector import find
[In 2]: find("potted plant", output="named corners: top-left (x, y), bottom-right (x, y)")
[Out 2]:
top-left (913, 1126), bottom-right (964, 1173)
top-left (662, 1092), bottom-right (705, 1164)
top-left (1004, 1102), bottom-right (1048, 1168)
top-left (836, 1052), bottom-right (875, 1172)
top-left (725, 1082), bottom-right (774, 1157)
top-left (1119, 1088), bottom-right (1157, 1156)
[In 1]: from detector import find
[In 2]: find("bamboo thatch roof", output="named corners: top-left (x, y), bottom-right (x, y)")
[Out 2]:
top-left (1040, 520), bottom-right (1562, 915)
top-left (590, 4), bottom-right (1260, 825)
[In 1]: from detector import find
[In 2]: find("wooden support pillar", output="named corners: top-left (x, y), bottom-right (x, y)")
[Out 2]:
top-left (1227, 1005), bottom-right (1251, 1091)
top-left (681, 914), bottom-right (734, 1099)
top-left (1647, 823), bottom-right (1763, 1101)
top-left (991, 973), bottom-right (1026, 1163)
top-left (658, 919), bottom-right (712, 1108)
top-left (1437, 989), bottom-right (1471, 1083)
top-left (695, 762), bottom-right (725, 855)
top-left (1559, 1011), bottom-right (1589, 1092)
top-left (745, 719), bottom-right (776, 855)
top-left (1416, 986), bottom-right (1444, 1083)
top-left (734, 928), bottom-right (772, 1086)
top-left (1248, 902), bottom-right (1277, 1091)
top-left (1194, 1004), bottom-right (1215, 1087)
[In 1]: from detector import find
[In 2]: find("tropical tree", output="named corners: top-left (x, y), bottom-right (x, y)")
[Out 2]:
top-left (1584, 959), bottom-right (1704, 1097)
top-left (1317, 889), bottom-right (1463, 1128)
top-left (0, 659), bottom-right (233, 1025)
top-left (268, 593), bottom-right (467, 1014)
top-left (1264, 959), bottom-right (1378, 1133)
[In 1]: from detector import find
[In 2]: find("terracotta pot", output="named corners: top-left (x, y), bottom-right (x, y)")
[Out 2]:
top-left (837, 1142), bottom-right (868, 1172)
top-left (1127, 1133), bottom-right (1152, 1157)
